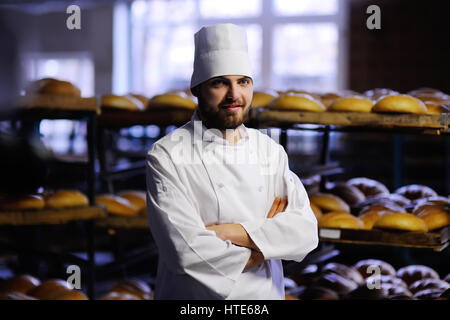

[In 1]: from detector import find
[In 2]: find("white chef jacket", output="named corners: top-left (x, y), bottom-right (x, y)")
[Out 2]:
top-left (146, 111), bottom-right (318, 300)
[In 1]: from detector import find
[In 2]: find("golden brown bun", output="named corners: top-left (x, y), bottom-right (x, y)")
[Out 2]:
top-left (95, 194), bottom-right (139, 216)
top-left (320, 92), bottom-right (341, 108)
top-left (101, 94), bottom-right (145, 111)
top-left (327, 96), bottom-right (374, 112)
top-left (268, 93), bottom-right (326, 112)
top-left (424, 101), bottom-right (450, 114)
top-left (347, 177), bottom-right (390, 198)
top-left (326, 182), bottom-right (366, 208)
top-left (109, 279), bottom-right (152, 300)
top-left (373, 212), bottom-right (428, 232)
top-left (284, 293), bottom-right (299, 300)
top-left (117, 190), bottom-right (146, 211)
top-left (99, 292), bottom-right (142, 300)
top-left (0, 274), bottom-right (41, 294)
top-left (309, 193), bottom-right (350, 213)
top-left (372, 94), bottom-right (428, 114)
top-left (28, 279), bottom-right (71, 300)
top-left (24, 78), bottom-right (58, 95)
top-left (318, 212), bottom-right (364, 229)
top-left (0, 194), bottom-right (45, 211)
top-left (147, 92), bottom-right (197, 110)
top-left (397, 265), bottom-right (440, 286)
top-left (364, 88), bottom-right (399, 100)
top-left (251, 90), bottom-right (277, 108)
top-left (415, 206), bottom-right (450, 231)
top-left (354, 259), bottom-right (397, 278)
top-left (412, 197), bottom-right (450, 212)
top-left (322, 262), bottom-right (364, 285)
top-left (358, 208), bottom-right (394, 230)
top-left (129, 94), bottom-right (149, 107)
top-left (310, 202), bottom-right (323, 220)
top-left (45, 190), bottom-right (89, 209)
top-left (139, 206), bottom-right (148, 216)
top-left (415, 94), bottom-right (448, 103)
top-left (394, 184), bottom-right (438, 201)
top-left (51, 289), bottom-right (88, 300)
top-left (39, 79), bottom-right (81, 97)
top-left (283, 90), bottom-right (321, 100)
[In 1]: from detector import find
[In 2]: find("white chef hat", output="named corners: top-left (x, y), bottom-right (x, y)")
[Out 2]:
top-left (190, 23), bottom-right (253, 89)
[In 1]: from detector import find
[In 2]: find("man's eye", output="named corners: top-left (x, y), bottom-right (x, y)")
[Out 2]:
top-left (239, 79), bottom-right (250, 85)
top-left (211, 80), bottom-right (225, 86)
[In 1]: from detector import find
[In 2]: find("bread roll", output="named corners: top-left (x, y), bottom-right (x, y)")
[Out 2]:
top-left (396, 265), bottom-right (440, 286)
top-left (364, 88), bottom-right (399, 100)
top-left (347, 177), bottom-right (390, 198)
top-left (343, 284), bottom-right (389, 300)
top-left (109, 279), bottom-right (152, 300)
top-left (322, 262), bottom-right (364, 285)
top-left (129, 94), bottom-right (149, 107)
top-left (358, 209), bottom-right (388, 230)
top-left (415, 206), bottom-right (450, 231)
top-left (0, 194), bottom-right (45, 211)
top-left (373, 212), bottom-right (428, 232)
top-left (0, 291), bottom-right (38, 300)
top-left (268, 93), bottom-right (326, 112)
top-left (95, 194), bottom-right (139, 216)
top-left (28, 279), bottom-right (71, 300)
top-left (283, 90), bottom-right (321, 100)
top-left (39, 79), bottom-right (81, 97)
top-left (318, 212), bottom-right (364, 229)
top-left (424, 101), bottom-right (449, 114)
top-left (354, 259), bottom-right (396, 278)
top-left (309, 193), bottom-right (350, 213)
top-left (99, 291), bottom-right (142, 300)
top-left (320, 92), bottom-right (341, 108)
top-left (147, 92), bottom-right (196, 110)
top-left (408, 88), bottom-right (445, 97)
top-left (251, 90), bottom-right (277, 108)
top-left (394, 184), bottom-right (438, 201)
top-left (45, 190), bottom-right (89, 209)
top-left (101, 94), bottom-right (145, 111)
top-left (291, 285), bottom-right (339, 300)
top-left (53, 289), bottom-right (89, 300)
top-left (310, 202), bottom-right (323, 220)
top-left (0, 274), bottom-right (41, 294)
top-left (312, 272), bottom-right (358, 296)
top-left (372, 94), bottom-right (428, 114)
top-left (380, 282), bottom-right (413, 297)
top-left (326, 182), bottom-right (366, 208)
top-left (414, 288), bottom-right (446, 300)
top-left (328, 96), bottom-right (374, 112)
top-left (117, 190), bottom-right (146, 211)
top-left (409, 279), bottom-right (450, 295)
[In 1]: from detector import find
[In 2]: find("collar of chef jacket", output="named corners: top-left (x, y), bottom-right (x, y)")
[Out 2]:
top-left (190, 109), bottom-right (249, 146)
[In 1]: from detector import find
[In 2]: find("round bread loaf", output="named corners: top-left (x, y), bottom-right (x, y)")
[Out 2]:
top-left (320, 92), bottom-right (341, 108)
top-left (251, 90), bottom-right (277, 108)
top-left (24, 78), bottom-right (58, 95)
top-left (284, 293), bottom-right (300, 300)
top-left (45, 190), bottom-right (89, 209)
top-left (394, 184), bottom-right (438, 201)
top-left (413, 288), bottom-right (445, 300)
top-left (309, 193), bottom-right (350, 213)
top-left (117, 190), bottom-right (146, 211)
top-left (0, 194), bottom-right (45, 211)
top-left (408, 88), bottom-right (445, 97)
top-left (318, 212), bottom-right (364, 229)
top-left (147, 92), bottom-right (196, 110)
top-left (415, 206), bottom-right (450, 231)
top-left (312, 272), bottom-right (358, 296)
top-left (354, 259), bottom-right (396, 278)
top-left (364, 88), bottom-right (399, 100)
top-left (129, 94), bottom-right (149, 107)
top-left (99, 291), bottom-right (142, 300)
top-left (326, 182), bottom-right (366, 208)
top-left (343, 284), bottom-right (388, 300)
top-left (37, 79), bottom-right (81, 97)
top-left (424, 101), bottom-right (449, 114)
top-left (373, 212), bottom-right (428, 232)
top-left (0, 291), bottom-right (38, 300)
top-left (396, 265), bottom-right (440, 286)
top-left (53, 289), bottom-right (89, 300)
top-left (372, 94), bottom-right (428, 114)
top-left (28, 279), bottom-right (72, 300)
top-left (101, 94), bottom-right (145, 111)
top-left (380, 282), bottom-right (412, 297)
top-left (289, 264), bottom-right (319, 286)
top-left (413, 196), bottom-right (450, 212)
top-left (322, 262), bottom-right (364, 285)
top-left (388, 293), bottom-right (416, 300)
top-left (358, 210), bottom-right (386, 229)
top-left (356, 197), bottom-right (405, 215)
top-left (268, 93), bottom-right (326, 112)
top-left (310, 202), bottom-right (323, 220)
top-left (409, 279), bottom-right (450, 294)
top-left (292, 285), bottom-right (339, 300)
top-left (347, 177), bottom-right (390, 198)
top-left (0, 274), bottom-right (41, 294)
top-left (95, 194), bottom-right (139, 216)
top-left (109, 279), bottom-right (152, 300)
top-left (415, 94), bottom-right (448, 103)
top-left (328, 96), bottom-right (374, 113)
top-left (283, 90), bottom-right (321, 100)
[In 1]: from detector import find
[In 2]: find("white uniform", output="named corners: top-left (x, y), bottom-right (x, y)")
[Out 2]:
top-left (146, 111), bottom-right (318, 300)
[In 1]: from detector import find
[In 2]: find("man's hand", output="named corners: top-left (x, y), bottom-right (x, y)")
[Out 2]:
top-left (267, 196), bottom-right (288, 219)
top-left (244, 250), bottom-right (265, 270)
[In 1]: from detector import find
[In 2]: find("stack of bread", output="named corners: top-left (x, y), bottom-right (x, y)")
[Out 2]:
top-left (98, 278), bottom-right (153, 300)
top-left (0, 274), bottom-right (88, 300)
top-left (286, 259), bottom-right (449, 300)
top-left (310, 177), bottom-right (450, 233)
top-left (0, 189), bottom-right (89, 212)
top-left (264, 87), bottom-right (449, 114)
top-left (95, 190), bottom-right (147, 217)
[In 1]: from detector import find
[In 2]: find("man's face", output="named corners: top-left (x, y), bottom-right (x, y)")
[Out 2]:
top-left (194, 75), bottom-right (253, 130)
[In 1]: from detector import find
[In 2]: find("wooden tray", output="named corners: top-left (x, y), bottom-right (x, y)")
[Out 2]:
top-left (17, 94), bottom-right (100, 113)
top-left (319, 227), bottom-right (450, 251)
top-left (98, 108), bottom-right (195, 128)
top-left (251, 109), bottom-right (450, 134)
top-left (94, 215), bottom-right (149, 229)
top-left (0, 206), bottom-right (106, 225)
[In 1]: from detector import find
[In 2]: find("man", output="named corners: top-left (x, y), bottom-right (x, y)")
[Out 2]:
top-left (146, 23), bottom-right (318, 300)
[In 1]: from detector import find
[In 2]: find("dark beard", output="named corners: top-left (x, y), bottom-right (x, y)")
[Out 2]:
top-left (197, 105), bottom-right (250, 130)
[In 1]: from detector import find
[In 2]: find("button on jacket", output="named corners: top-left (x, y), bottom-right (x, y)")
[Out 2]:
top-left (146, 112), bottom-right (318, 300)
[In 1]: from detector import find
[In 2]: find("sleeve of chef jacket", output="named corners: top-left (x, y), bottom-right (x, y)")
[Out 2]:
top-left (146, 144), bottom-right (252, 298)
top-left (240, 143), bottom-right (319, 262)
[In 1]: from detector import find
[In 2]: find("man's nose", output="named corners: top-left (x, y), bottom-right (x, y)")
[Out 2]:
top-left (226, 83), bottom-right (240, 101)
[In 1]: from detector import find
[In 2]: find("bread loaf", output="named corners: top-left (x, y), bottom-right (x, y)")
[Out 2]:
top-left (373, 212), bottom-right (428, 232)
top-left (45, 190), bottom-right (89, 209)
top-left (268, 93), bottom-right (326, 112)
top-left (96, 194), bottom-right (139, 216)
top-left (372, 94), bottom-right (428, 114)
